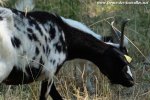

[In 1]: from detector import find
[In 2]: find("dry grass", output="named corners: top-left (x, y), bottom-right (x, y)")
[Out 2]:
top-left (0, 0), bottom-right (150, 100)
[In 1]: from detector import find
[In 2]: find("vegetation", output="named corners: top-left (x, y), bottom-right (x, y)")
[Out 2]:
top-left (0, 0), bottom-right (150, 100)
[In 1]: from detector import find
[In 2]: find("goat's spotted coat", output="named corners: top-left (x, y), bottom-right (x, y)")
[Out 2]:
top-left (0, 7), bottom-right (134, 100)
top-left (0, 8), bottom-right (67, 85)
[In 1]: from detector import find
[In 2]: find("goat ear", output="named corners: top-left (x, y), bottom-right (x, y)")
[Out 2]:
top-left (113, 48), bottom-right (132, 63)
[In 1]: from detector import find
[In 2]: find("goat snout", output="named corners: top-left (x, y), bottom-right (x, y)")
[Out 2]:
top-left (128, 80), bottom-right (134, 87)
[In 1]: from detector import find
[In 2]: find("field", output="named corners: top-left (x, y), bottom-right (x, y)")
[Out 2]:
top-left (0, 0), bottom-right (150, 100)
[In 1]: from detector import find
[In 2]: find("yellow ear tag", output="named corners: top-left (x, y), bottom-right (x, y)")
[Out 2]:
top-left (124, 55), bottom-right (132, 63)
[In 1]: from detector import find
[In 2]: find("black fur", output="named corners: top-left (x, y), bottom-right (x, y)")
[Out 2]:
top-left (11, 36), bottom-right (21, 48)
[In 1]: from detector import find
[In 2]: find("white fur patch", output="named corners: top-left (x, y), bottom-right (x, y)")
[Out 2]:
top-left (0, 62), bottom-right (11, 82)
top-left (127, 66), bottom-right (132, 77)
top-left (61, 17), bottom-right (102, 40)
top-left (61, 17), bottom-right (129, 49)
top-left (0, 8), bottom-right (17, 82)
top-left (105, 42), bottom-right (120, 48)
top-left (0, 7), bottom-right (14, 30)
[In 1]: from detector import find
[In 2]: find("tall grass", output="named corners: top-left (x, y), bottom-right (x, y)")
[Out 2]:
top-left (0, 0), bottom-right (150, 100)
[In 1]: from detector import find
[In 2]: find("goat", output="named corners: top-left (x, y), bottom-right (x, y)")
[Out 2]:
top-left (48, 18), bottom-right (133, 99)
top-left (0, 7), bottom-right (134, 100)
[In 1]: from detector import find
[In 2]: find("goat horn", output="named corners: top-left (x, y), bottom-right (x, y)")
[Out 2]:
top-left (110, 21), bottom-right (120, 43)
top-left (120, 19), bottom-right (130, 48)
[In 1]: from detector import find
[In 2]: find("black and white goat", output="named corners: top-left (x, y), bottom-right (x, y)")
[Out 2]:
top-left (49, 17), bottom-right (133, 99)
top-left (0, 7), bottom-right (134, 100)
